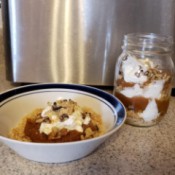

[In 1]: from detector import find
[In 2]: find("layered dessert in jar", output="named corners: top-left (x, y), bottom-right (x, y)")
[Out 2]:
top-left (114, 55), bottom-right (172, 126)
top-left (9, 99), bottom-right (105, 143)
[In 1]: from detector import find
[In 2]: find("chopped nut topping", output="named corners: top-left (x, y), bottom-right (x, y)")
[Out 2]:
top-left (35, 117), bottom-right (50, 123)
top-left (52, 102), bottom-right (64, 111)
top-left (135, 72), bottom-right (140, 78)
top-left (35, 118), bottom-right (44, 123)
top-left (60, 114), bottom-right (69, 121)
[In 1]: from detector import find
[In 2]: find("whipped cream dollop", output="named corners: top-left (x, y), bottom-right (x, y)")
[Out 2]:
top-left (39, 101), bottom-right (91, 135)
top-left (140, 99), bottom-right (159, 121)
top-left (120, 80), bottom-right (165, 99)
top-left (122, 55), bottom-right (149, 84)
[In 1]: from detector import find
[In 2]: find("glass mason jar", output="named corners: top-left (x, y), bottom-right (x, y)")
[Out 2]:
top-left (113, 33), bottom-right (174, 126)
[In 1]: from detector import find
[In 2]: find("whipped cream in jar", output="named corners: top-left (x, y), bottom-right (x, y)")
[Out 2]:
top-left (113, 33), bottom-right (174, 126)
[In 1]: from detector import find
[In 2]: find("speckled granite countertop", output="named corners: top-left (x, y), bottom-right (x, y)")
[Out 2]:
top-left (0, 29), bottom-right (175, 175)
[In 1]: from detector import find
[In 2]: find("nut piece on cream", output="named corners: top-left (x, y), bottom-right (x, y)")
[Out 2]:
top-left (122, 55), bottom-right (148, 84)
top-left (39, 100), bottom-right (91, 135)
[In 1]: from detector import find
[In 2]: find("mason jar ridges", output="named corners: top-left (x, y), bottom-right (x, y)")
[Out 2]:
top-left (113, 33), bottom-right (174, 126)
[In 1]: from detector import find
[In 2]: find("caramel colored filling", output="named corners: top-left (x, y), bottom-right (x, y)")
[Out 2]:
top-left (24, 117), bottom-right (99, 143)
top-left (114, 91), bottom-right (169, 115)
top-left (116, 78), bottom-right (135, 88)
top-left (9, 106), bottom-right (105, 143)
top-left (114, 91), bottom-right (148, 112)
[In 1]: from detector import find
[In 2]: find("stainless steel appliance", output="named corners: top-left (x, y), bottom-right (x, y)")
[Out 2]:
top-left (2, 0), bottom-right (175, 85)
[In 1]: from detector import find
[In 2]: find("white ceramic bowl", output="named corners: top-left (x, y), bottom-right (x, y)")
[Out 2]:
top-left (0, 83), bottom-right (126, 163)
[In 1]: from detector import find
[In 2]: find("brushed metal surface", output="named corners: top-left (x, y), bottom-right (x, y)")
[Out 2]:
top-left (7, 0), bottom-right (121, 85)
top-left (2, 0), bottom-right (175, 85)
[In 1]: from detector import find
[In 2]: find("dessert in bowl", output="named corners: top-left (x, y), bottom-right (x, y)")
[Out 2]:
top-left (0, 83), bottom-right (126, 163)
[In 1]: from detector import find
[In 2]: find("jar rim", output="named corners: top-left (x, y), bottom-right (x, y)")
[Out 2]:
top-left (123, 33), bottom-right (174, 54)
top-left (124, 33), bottom-right (174, 45)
